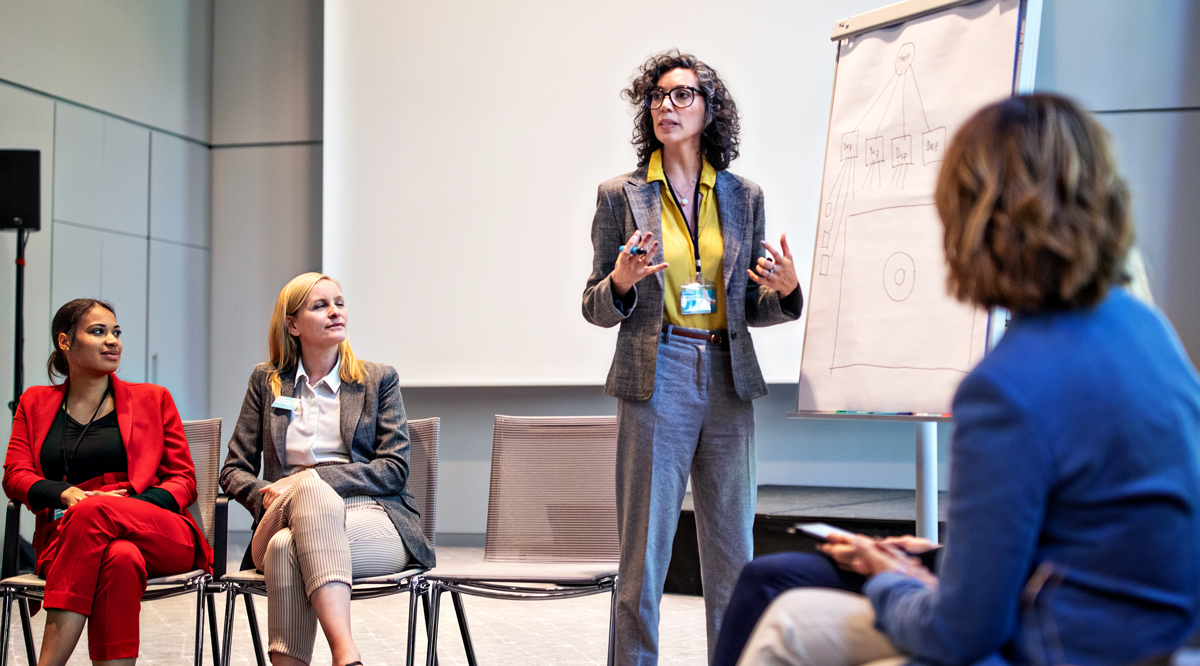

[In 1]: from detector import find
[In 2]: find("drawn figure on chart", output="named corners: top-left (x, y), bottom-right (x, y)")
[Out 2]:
top-left (816, 42), bottom-right (947, 278)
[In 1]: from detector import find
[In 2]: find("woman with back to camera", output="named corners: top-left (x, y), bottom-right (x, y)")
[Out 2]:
top-left (3, 298), bottom-right (212, 666)
top-left (220, 272), bottom-right (434, 666)
top-left (734, 94), bottom-right (1200, 666)
top-left (582, 49), bottom-right (804, 665)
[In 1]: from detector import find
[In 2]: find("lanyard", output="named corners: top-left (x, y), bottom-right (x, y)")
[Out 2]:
top-left (62, 380), bottom-right (112, 482)
top-left (663, 175), bottom-right (703, 281)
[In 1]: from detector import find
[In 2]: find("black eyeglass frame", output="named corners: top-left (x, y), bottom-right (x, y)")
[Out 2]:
top-left (646, 86), bottom-right (706, 110)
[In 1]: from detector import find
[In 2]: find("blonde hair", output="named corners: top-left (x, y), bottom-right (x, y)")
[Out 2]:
top-left (267, 272), bottom-right (365, 397)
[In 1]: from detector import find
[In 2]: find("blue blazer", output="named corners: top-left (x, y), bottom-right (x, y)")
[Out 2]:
top-left (865, 289), bottom-right (1200, 666)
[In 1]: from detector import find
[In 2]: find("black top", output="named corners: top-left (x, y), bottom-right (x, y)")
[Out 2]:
top-left (41, 409), bottom-right (126, 483)
top-left (27, 399), bottom-right (178, 513)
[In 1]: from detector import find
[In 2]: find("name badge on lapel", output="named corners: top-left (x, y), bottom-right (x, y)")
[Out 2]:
top-left (271, 396), bottom-right (299, 412)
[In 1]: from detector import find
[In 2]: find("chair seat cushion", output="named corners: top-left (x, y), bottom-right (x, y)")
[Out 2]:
top-left (2, 570), bottom-right (207, 589)
top-left (147, 569), bottom-right (207, 586)
top-left (424, 561), bottom-right (617, 584)
top-left (222, 568), bottom-right (265, 583)
top-left (222, 567), bottom-right (425, 586)
top-left (0, 573), bottom-right (45, 588)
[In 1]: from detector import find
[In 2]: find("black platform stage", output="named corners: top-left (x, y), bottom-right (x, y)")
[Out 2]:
top-left (665, 485), bottom-right (948, 595)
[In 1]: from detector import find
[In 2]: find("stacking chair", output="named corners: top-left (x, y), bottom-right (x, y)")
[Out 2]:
top-left (219, 416), bottom-right (451, 666)
top-left (0, 417), bottom-right (226, 666)
top-left (423, 415), bottom-right (620, 666)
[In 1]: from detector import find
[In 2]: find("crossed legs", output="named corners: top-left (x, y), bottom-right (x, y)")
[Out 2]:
top-left (251, 476), bottom-right (409, 666)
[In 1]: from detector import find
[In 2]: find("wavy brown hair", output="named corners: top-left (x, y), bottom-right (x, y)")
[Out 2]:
top-left (622, 49), bottom-right (741, 170)
top-left (936, 94), bottom-right (1132, 312)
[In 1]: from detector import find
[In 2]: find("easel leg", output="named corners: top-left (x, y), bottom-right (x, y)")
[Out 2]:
top-left (915, 421), bottom-right (939, 541)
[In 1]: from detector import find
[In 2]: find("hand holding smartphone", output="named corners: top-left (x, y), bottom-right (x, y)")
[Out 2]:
top-left (790, 522), bottom-right (942, 571)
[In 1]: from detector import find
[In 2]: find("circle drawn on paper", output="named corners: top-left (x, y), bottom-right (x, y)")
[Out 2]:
top-left (894, 43), bottom-right (916, 76)
top-left (883, 252), bottom-right (916, 301)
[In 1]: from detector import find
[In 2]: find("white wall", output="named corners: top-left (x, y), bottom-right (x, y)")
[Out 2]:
top-left (0, 0), bottom-right (213, 142)
top-left (0, 2), bottom-right (214, 539)
top-left (210, 0), bottom-right (324, 531)
top-left (1034, 0), bottom-right (1200, 365)
top-left (0, 85), bottom-right (56, 483)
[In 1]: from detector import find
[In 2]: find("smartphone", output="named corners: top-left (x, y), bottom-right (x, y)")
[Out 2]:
top-left (791, 522), bottom-right (856, 542)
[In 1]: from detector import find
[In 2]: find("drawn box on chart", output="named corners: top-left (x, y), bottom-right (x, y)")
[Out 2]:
top-left (922, 127), bottom-right (947, 165)
top-left (841, 131), bottom-right (859, 161)
top-left (891, 135), bottom-right (913, 167)
top-left (830, 203), bottom-right (980, 373)
top-left (865, 136), bottom-right (885, 166)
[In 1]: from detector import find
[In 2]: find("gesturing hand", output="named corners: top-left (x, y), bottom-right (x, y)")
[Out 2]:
top-left (611, 230), bottom-right (668, 298)
top-left (748, 233), bottom-right (799, 297)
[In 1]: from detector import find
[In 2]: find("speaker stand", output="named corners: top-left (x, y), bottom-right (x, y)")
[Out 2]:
top-left (8, 228), bottom-right (28, 416)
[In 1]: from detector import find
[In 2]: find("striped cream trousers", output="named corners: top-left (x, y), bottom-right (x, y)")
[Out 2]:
top-left (251, 475), bottom-right (410, 663)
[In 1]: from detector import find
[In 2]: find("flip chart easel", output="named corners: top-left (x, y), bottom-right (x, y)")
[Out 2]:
top-left (789, 0), bottom-right (1042, 541)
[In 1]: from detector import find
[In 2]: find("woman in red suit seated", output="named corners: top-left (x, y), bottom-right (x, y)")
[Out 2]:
top-left (3, 298), bottom-right (213, 666)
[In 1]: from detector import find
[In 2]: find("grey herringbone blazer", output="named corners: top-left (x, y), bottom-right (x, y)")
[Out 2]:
top-left (219, 360), bottom-right (434, 569)
top-left (582, 165), bottom-right (802, 401)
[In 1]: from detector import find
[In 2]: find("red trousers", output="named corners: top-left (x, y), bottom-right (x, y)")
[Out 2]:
top-left (41, 496), bottom-right (198, 660)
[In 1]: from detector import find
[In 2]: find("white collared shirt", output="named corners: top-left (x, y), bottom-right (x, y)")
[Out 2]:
top-left (284, 355), bottom-right (350, 473)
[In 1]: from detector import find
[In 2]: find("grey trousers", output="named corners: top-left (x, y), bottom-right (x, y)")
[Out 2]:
top-left (615, 329), bottom-right (757, 666)
top-left (251, 476), bottom-right (410, 664)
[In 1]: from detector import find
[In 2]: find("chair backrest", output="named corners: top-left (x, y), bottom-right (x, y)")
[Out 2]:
top-left (182, 418), bottom-right (222, 549)
top-left (483, 415), bottom-right (619, 564)
top-left (406, 417), bottom-right (440, 546)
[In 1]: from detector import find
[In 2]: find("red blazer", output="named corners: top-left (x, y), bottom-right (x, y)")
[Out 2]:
top-left (3, 374), bottom-right (213, 572)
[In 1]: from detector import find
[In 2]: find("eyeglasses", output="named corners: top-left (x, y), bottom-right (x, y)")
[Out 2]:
top-left (647, 86), bottom-right (704, 110)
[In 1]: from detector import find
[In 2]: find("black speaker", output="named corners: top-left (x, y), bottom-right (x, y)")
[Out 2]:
top-left (0, 150), bottom-right (40, 231)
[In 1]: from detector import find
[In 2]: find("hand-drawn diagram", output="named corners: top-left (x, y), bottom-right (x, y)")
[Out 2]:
top-left (882, 252), bottom-right (916, 301)
top-left (816, 43), bottom-right (946, 278)
top-left (797, 0), bottom-right (1020, 414)
top-left (827, 203), bottom-right (980, 374)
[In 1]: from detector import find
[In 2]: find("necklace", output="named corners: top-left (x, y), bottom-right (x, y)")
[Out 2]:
top-left (667, 172), bottom-right (699, 206)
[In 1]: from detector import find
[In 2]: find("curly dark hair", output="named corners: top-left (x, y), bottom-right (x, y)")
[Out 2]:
top-left (622, 49), bottom-right (741, 171)
top-left (935, 94), bottom-right (1132, 312)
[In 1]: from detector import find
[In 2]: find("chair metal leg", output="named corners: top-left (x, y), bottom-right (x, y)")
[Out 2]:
top-left (245, 592), bottom-right (266, 666)
top-left (17, 599), bottom-right (34, 666)
top-left (207, 593), bottom-right (221, 666)
top-left (425, 585), bottom-right (443, 666)
top-left (220, 585), bottom-right (238, 666)
top-left (0, 590), bottom-right (13, 666)
top-left (406, 583), bottom-right (421, 666)
top-left (607, 584), bottom-right (618, 666)
top-left (449, 592), bottom-right (477, 666)
top-left (419, 589), bottom-right (438, 666)
top-left (193, 580), bottom-right (207, 666)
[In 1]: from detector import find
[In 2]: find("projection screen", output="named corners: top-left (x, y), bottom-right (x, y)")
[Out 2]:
top-left (324, 0), bottom-right (880, 386)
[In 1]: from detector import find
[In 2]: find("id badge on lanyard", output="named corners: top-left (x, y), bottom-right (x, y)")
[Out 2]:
top-left (681, 277), bottom-right (716, 315)
top-left (667, 177), bottom-right (715, 315)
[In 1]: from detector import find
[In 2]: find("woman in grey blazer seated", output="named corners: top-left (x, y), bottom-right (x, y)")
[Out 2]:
top-left (221, 272), bottom-right (434, 666)
top-left (582, 49), bottom-right (803, 665)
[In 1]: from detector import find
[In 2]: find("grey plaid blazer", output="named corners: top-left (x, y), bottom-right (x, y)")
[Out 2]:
top-left (219, 360), bottom-right (434, 569)
top-left (582, 165), bottom-right (803, 401)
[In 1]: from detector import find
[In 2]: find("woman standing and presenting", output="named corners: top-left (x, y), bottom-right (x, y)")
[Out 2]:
top-left (583, 50), bottom-right (803, 665)
top-left (4, 299), bottom-right (212, 666)
top-left (221, 272), bottom-right (434, 666)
